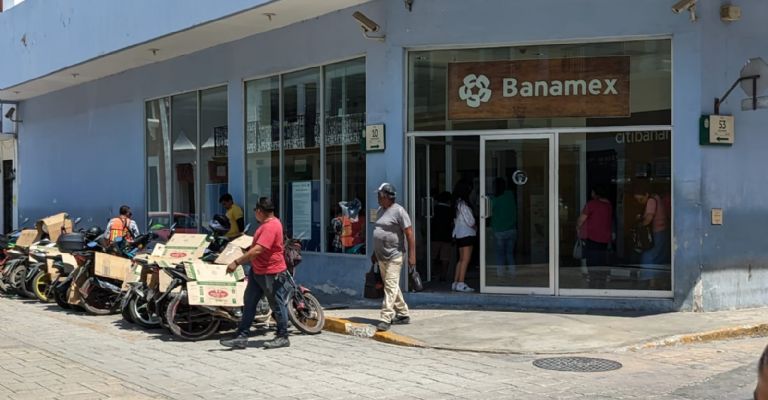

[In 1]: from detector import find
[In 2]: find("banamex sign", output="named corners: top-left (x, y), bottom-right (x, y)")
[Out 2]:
top-left (448, 56), bottom-right (630, 119)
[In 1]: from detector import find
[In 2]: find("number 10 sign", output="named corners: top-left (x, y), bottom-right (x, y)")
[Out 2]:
top-left (365, 124), bottom-right (386, 152)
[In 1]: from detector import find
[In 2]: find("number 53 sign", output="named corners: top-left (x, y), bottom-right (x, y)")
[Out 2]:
top-left (364, 124), bottom-right (386, 152)
top-left (699, 115), bottom-right (734, 146)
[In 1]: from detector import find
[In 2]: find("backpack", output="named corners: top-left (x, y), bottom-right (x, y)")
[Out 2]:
top-left (284, 238), bottom-right (302, 273)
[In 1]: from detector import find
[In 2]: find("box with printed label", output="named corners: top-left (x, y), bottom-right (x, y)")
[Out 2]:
top-left (187, 281), bottom-right (246, 307)
top-left (184, 261), bottom-right (245, 282)
top-left (149, 234), bottom-right (210, 263)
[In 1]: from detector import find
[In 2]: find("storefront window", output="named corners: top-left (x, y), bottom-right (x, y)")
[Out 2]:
top-left (283, 68), bottom-right (321, 252)
top-left (559, 131), bottom-right (671, 291)
top-left (199, 86), bottom-right (229, 230)
top-left (146, 98), bottom-right (171, 228)
top-left (409, 39), bottom-right (671, 131)
top-left (171, 92), bottom-right (199, 230)
top-left (324, 58), bottom-right (366, 254)
top-left (245, 77), bottom-right (280, 226)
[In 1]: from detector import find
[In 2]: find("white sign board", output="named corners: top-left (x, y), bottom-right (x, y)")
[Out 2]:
top-left (292, 181), bottom-right (312, 241)
top-left (709, 115), bottom-right (734, 144)
top-left (365, 124), bottom-right (385, 152)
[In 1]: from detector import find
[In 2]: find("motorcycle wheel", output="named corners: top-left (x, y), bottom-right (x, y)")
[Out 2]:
top-left (21, 265), bottom-right (43, 299)
top-left (82, 288), bottom-right (120, 316)
top-left (129, 295), bottom-right (162, 329)
top-left (8, 263), bottom-right (27, 296)
top-left (32, 270), bottom-right (52, 303)
top-left (121, 292), bottom-right (135, 323)
top-left (54, 283), bottom-right (72, 310)
top-left (287, 292), bottom-right (325, 335)
top-left (165, 290), bottom-right (220, 341)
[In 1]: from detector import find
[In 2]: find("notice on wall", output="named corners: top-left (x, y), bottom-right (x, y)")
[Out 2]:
top-left (292, 181), bottom-right (312, 241)
top-left (447, 56), bottom-right (630, 119)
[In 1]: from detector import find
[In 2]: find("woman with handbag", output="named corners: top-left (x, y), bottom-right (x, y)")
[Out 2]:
top-left (633, 184), bottom-right (670, 284)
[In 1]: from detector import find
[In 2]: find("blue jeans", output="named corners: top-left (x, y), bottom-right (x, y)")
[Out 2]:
top-left (493, 229), bottom-right (517, 268)
top-left (238, 267), bottom-right (290, 338)
top-left (640, 230), bottom-right (670, 280)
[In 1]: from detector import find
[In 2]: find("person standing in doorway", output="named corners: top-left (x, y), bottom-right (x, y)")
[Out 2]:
top-left (576, 185), bottom-right (613, 283)
top-left (490, 178), bottom-right (517, 277)
top-left (220, 197), bottom-right (291, 349)
top-left (452, 180), bottom-right (476, 292)
top-left (219, 193), bottom-right (244, 239)
top-left (372, 183), bottom-right (414, 332)
top-left (431, 191), bottom-right (454, 282)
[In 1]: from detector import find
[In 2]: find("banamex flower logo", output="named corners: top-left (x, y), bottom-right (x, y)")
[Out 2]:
top-left (458, 74), bottom-right (492, 108)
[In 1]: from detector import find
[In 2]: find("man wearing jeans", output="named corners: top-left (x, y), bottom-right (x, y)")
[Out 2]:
top-left (491, 178), bottom-right (517, 277)
top-left (372, 183), bottom-right (415, 332)
top-left (220, 197), bottom-right (291, 350)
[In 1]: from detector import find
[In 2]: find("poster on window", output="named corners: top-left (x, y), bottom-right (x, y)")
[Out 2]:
top-left (292, 181), bottom-right (312, 241)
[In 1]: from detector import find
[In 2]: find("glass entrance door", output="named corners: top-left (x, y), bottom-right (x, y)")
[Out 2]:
top-left (480, 135), bottom-right (554, 294)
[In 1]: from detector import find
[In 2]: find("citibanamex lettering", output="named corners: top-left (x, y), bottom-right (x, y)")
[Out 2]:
top-left (614, 131), bottom-right (669, 144)
top-left (448, 56), bottom-right (630, 119)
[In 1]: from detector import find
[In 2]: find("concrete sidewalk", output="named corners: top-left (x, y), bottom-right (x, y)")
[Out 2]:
top-left (323, 306), bottom-right (768, 354)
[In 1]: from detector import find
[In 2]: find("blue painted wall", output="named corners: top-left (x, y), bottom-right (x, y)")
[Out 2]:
top-left (13, 0), bottom-right (768, 310)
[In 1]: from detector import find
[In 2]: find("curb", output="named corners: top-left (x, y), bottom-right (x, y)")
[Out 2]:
top-left (323, 316), bottom-right (425, 348)
top-left (626, 323), bottom-right (768, 351)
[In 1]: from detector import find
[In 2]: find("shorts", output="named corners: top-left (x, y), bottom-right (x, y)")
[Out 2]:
top-left (455, 236), bottom-right (475, 248)
top-left (431, 240), bottom-right (452, 262)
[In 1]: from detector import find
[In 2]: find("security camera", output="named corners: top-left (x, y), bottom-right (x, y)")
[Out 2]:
top-left (352, 11), bottom-right (385, 41)
top-left (4, 107), bottom-right (21, 123)
top-left (671, 0), bottom-right (696, 14)
top-left (352, 11), bottom-right (380, 33)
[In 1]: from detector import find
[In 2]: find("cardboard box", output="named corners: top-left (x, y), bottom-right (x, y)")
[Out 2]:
top-left (67, 265), bottom-right (88, 305)
top-left (184, 261), bottom-right (245, 282)
top-left (213, 243), bottom-right (244, 265)
top-left (187, 281), bottom-right (246, 307)
top-left (148, 234), bottom-right (210, 264)
top-left (229, 234), bottom-right (253, 250)
top-left (14, 229), bottom-right (38, 248)
top-left (120, 263), bottom-right (143, 291)
top-left (36, 213), bottom-right (74, 242)
top-left (46, 259), bottom-right (59, 281)
top-left (94, 252), bottom-right (132, 281)
top-left (157, 265), bottom-right (181, 294)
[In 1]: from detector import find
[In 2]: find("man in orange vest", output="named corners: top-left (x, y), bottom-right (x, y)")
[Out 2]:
top-left (105, 205), bottom-right (140, 245)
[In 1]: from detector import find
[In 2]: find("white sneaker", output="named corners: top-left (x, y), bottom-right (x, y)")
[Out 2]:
top-left (456, 282), bottom-right (475, 292)
top-left (451, 282), bottom-right (458, 291)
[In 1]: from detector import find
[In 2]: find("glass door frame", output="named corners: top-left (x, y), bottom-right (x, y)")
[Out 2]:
top-left (407, 125), bottom-right (674, 299)
top-left (479, 133), bottom-right (556, 295)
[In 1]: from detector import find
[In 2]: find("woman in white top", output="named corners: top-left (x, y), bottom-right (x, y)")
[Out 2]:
top-left (452, 180), bottom-right (477, 292)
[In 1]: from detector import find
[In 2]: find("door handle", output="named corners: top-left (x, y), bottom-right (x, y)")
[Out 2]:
top-left (428, 197), bottom-right (435, 218)
top-left (482, 196), bottom-right (492, 219)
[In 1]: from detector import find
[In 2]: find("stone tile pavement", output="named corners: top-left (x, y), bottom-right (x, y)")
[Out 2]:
top-left (0, 296), bottom-right (763, 399)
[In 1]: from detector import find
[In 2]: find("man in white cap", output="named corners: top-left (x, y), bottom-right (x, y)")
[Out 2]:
top-left (371, 182), bottom-right (415, 331)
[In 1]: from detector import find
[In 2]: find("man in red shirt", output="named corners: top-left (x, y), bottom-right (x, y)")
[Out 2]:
top-left (220, 197), bottom-right (290, 350)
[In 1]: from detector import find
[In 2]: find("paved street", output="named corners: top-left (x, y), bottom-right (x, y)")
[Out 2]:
top-left (0, 297), bottom-right (763, 400)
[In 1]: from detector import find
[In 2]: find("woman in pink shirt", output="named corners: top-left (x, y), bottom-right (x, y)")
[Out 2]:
top-left (576, 185), bottom-right (613, 270)
top-left (633, 185), bottom-right (670, 267)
